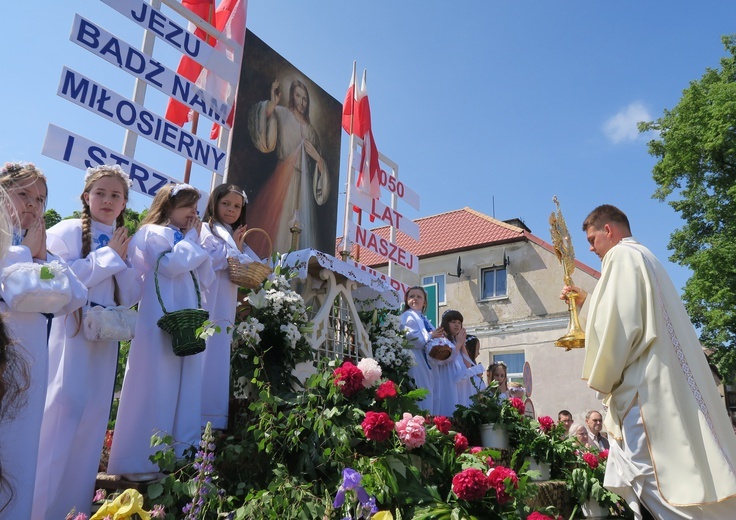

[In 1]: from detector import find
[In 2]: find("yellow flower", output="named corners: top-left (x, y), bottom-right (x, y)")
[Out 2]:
top-left (89, 489), bottom-right (151, 520)
top-left (372, 512), bottom-right (394, 520)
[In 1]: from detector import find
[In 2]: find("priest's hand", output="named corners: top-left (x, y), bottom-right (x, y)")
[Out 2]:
top-left (560, 285), bottom-right (587, 309)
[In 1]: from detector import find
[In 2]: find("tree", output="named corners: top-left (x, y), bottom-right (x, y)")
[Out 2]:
top-left (44, 209), bottom-right (62, 229)
top-left (639, 35), bottom-right (736, 381)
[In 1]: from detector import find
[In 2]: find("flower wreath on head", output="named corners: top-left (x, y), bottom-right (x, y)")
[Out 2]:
top-left (84, 164), bottom-right (133, 188)
top-left (1, 161), bottom-right (38, 176)
top-left (170, 183), bottom-right (197, 197)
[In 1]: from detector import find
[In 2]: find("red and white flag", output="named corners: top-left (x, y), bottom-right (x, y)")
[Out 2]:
top-left (164, 0), bottom-right (216, 126)
top-left (342, 63), bottom-right (357, 134)
top-left (342, 68), bottom-right (381, 199)
top-left (355, 71), bottom-right (381, 199)
top-left (206, 0), bottom-right (248, 139)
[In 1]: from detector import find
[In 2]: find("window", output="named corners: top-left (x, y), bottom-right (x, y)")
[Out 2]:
top-left (481, 267), bottom-right (507, 300)
top-left (493, 352), bottom-right (525, 384)
top-left (421, 274), bottom-right (446, 304)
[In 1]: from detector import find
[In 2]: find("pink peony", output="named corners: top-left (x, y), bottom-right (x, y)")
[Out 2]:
top-left (361, 411), bottom-right (395, 442)
top-left (582, 451), bottom-right (600, 469)
top-left (375, 380), bottom-right (397, 400)
top-left (433, 416), bottom-right (452, 435)
top-left (357, 357), bottom-right (382, 387)
top-left (452, 468), bottom-right (491, 501)
top-left (469, 446), bottom-right (483, 454)
top-left (538, 415), bottom-right (555, 433)
top-left (509, 397), bottom-right (525, 415)
top-left (395, 413), bottom-right (427, 449)
top-left (487, 466), bottom-right (519, 504)
top-left (333, 361), bottom-right (365, 397)
top-left (454, 432), bottom-right (469, 454)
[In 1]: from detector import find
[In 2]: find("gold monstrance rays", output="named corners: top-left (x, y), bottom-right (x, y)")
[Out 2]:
top-left (549, 196), bottom-right (585, 350)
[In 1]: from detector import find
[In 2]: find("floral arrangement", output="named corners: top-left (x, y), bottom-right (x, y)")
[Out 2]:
top-left (228, 260), bottom-right (314, 395)
top-left (510, 415), bottom-right (574, 474)
top-left (359, 308), bottom-right (415, 391)
top-left (568, 447), bottom-right (624, 514)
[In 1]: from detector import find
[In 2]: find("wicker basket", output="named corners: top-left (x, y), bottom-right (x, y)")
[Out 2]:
top-left (428, 343), bottom-right (452, 361)
top-left (154, 252), bottom-right (209, 357)
top-left (227, 228), bottom-right (273, 290)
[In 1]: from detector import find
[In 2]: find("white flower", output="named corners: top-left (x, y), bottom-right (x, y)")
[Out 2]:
top-left (280, 322), bottom-right (301, 349)
top-left (247, 289), bottom-right (268, 310)
top-left (357, 357), bottom-right (382, 388)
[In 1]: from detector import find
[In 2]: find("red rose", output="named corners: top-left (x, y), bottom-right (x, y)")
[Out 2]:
top-left (451, 468), bottom-right (490, 501)
top-left (598, 449), bottom-right (609, 461)
top-left (487, 466), bottom-right (518, 505)
top-left (375, 380), bottom-right (397, 400)
top-left (509, 397), bottom-right (525, 415)
top-left (333, 361), bottom-right (365, 397)
top-left (528, 513), bottom-right (558, 520)
top-left (582, 451), bottom-right (599, 469)
top-left (454, 432), bottom-right (469, 454)
top-left (433, 416), bottom-right (452, 435)
top-left (361, 411), bottom-right (395, 442)
top-left (538, 415), bottom-right (555, 433)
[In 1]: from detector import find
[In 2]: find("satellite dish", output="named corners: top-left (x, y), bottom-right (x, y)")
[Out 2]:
top-left (448, 256), bottom-right (464, 278)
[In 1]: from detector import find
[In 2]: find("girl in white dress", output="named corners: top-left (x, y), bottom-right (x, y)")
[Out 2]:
top-left (199, 184), bottom-right (256, 430)
top-left (33, 165), bottom-right (141, 520)
top-left (107, 184), bottom-right (213, 479)
top-left (0, 162), bottom-right (87, 518)
top-left (456, 334), bottom-right (486, 408)
top-left (425, 309), bottom-right (472, 417)
top-left (400, 286), bottom-right (439, 412)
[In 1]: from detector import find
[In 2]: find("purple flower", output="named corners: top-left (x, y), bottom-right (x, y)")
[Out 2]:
top-left (333, 467), bottom-right (374, 511)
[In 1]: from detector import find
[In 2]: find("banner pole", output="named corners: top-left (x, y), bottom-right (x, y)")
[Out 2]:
top-left (340, 61), bottom-right (358, 261)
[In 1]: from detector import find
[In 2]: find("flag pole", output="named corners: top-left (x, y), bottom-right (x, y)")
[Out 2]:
top-left (183, 1), bottom-right (216, 184)
top-left (340, 61), bottom-right (357, 261)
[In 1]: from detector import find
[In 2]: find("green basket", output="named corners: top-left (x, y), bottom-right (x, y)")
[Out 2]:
top-left (154, 251), bottom-right (209, 357)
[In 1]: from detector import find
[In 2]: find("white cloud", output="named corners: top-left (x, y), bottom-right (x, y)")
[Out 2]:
top-left (602, 101), bottom-right (652, 144)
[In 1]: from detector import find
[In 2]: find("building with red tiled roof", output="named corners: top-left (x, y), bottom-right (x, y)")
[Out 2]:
top-left (345, 207), bottom-right (603, 427)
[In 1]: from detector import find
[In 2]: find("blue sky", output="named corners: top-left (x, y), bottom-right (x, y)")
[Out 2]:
top-left (2, 1), bottom-right (735, 293)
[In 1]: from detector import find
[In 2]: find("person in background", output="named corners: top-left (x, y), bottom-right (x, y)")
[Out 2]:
top-left (507, 381), bottom-right (526, 400)
top-left (562, 203), bottom-right (736, 518)
top-left (456, 334), bottom-right (485, 407)
top-left (425, 309), bottom-right (466, 417)
top-left (585, 410), bottom-right (610, 451)
top-left (487, 361), bottom-right (509, 398)
top-left (558, 410), bottom-right (574, 435)
top-left (400, 286), bottom-right (440, 411)
top-left (572, 424), bottom-right (593, 449)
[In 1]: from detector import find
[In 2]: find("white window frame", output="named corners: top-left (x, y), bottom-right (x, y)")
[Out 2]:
top-left (480, 266), bottom-right (508, 301)
top-left (421, 273), bottom-right (446, 305)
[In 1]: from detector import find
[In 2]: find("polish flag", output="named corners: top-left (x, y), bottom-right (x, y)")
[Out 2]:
top-left (207, 0), bottom-right (248, 139)
top-left (342, 63), bottom-right (357, 134)
top-left (355, 71), bottom-right (381, 199)
top-left (164, 0), bottom-right (216, 126)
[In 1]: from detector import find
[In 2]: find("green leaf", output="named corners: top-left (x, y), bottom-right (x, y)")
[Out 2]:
top-left (40, 266), bottom-right (55, 280)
